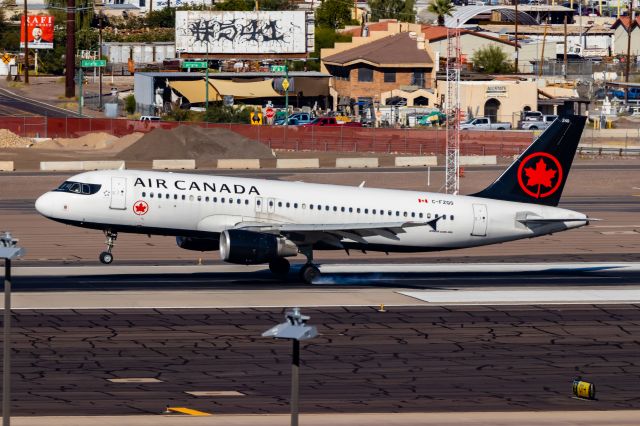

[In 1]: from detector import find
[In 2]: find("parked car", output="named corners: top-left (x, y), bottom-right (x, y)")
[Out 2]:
top-left (274, 112), bottom-right (313, 125)
top-left (460, 117), bottom-right (512, 130)
top-left (594, 88), bottom-right (625, 99)
top-left (139, 116), bottom-right (161, 121)
top-left (520, 115), bottom-right (558, 130)
top-left (303, 117), bottom-right (363, 127)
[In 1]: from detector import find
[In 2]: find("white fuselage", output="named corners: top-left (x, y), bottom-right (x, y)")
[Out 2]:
top-left (35, 170), bottom-right (588, 254)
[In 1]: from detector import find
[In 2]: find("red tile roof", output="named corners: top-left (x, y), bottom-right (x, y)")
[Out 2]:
top-left (611, 16), bottom-right (640, 30)
top-left (323, 33), bottom-right (433, 67)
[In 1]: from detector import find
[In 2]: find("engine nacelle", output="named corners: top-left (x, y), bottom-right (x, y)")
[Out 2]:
top-left (219, 229), bottom-right (298, 265)
top-left (176, 236), bottom-right (219, 251)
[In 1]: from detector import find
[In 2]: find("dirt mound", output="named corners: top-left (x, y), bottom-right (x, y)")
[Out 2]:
top-left (118, 126), bottom-right (274, 161)
top-left (33, 132), bottom-right (144, 152)
top-left (0, 129), bottom-right (32, 148)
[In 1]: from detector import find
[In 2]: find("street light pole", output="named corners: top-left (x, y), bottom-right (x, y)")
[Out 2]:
top-left (284, 59), bottom-right (289, 126)
top-left (98, 13), bottom-right (104, 111)
top-left (1, 233), bottom-right (25, 426)
top-left (291, 338), bottom-right (300, 426)
top-left (23, 0), bottom-right (29, 84)
top-left (65, 0), bottom-right (75, 98)
top-left (205, 42), bottom-right (209, 111)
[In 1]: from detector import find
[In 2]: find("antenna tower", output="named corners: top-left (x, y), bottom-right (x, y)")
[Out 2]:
top-left (445, 27), bottom-right (461, 195)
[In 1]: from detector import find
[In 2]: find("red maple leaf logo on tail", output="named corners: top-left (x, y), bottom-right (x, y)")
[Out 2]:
top-left (524, 159), bottom-right (557, 198)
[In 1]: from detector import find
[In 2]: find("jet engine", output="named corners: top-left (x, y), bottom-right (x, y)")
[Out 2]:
top-left (176, 236), bottom-right (219, 251)
top-left (219, 229), bottom-right (298, 265)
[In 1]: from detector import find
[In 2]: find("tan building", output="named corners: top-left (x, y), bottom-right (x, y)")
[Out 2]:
top-left (612, 16), bottom-right (640, 56)
top-left (436, 80), bottom-right (539, 126)
top-left (322, 32), bottom-right (438, 109)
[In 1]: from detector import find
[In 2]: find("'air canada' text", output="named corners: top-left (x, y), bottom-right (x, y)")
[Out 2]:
top-left (134, 178), bottom-right (260, 195)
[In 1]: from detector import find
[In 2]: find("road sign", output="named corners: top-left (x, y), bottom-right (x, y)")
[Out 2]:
top-left (265, 107), bottom-right (275, 119)
top-left (183, 61), bottom-right (208, 69)
top-left (1, 54), bottom-right (10, 65)
top-left (80, 59), bottom-right (106, 68)
top-left (282, 78), bottom-right (290, 92)
top-left (250, 111), bottom-right (263, 125)
top-left (270, 65), bottom-right (288, 73)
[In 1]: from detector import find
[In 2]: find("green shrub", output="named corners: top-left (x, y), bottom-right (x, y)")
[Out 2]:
top-left (124, 94), bottom-right (136, 114)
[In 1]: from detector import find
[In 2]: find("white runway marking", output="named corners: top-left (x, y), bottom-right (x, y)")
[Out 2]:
top-left (400, 289), bottom-right (640, 305)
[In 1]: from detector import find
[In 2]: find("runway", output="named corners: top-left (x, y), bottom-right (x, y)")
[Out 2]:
top-left (5, 303), bottom-right (640, 416)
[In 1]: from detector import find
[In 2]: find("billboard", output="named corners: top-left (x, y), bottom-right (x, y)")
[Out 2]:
top-left (20, 15), bottom-right (54, 50)
top-left (175, 11), bottom-right (314, 55)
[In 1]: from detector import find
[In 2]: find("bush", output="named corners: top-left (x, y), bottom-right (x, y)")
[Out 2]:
top-left (124, 94), bottom-right (136, 114)
top-left (204, 103), bottom-right (253, 123)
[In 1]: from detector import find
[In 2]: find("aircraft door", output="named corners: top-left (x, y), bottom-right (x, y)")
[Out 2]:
top-left (471, 204), bottom-right (488, 236)
top-left (267, 198), bottom-right (275, 214)
top-left (110, 177), bottom-right (126, 210)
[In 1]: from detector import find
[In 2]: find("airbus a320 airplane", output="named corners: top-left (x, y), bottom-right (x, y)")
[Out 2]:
top-left (36, 115), bottom-right (590, 283)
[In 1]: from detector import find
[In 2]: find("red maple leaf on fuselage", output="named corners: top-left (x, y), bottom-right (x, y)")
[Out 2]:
top-left (135, 203), bottom-right (147, 213)
top-left (524, 158), bottom-right (557, 197)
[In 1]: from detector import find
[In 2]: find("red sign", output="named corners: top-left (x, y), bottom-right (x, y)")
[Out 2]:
top-left (265, 107), bottom-right (275, 119)
top-left (517, 152), bottom-right (563, 199)
top-left (20, 15), bottom-right (54, 50)
top-left (133, 200), bottom-right (149, 215)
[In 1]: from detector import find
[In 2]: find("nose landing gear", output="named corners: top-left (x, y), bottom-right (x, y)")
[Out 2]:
top-left (99, 230), bottom-right (118, 264)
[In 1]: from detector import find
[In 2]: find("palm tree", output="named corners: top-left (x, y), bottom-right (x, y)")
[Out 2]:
top-left (427, 0), bottom-right (456, 26)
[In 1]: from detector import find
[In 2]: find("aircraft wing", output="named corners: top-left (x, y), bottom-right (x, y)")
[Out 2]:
top-left (233, 221), bottom-right (426, 244)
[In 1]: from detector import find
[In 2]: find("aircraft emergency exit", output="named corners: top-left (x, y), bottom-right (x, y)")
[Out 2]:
top-left (35, 115), bottom-right (591, 283)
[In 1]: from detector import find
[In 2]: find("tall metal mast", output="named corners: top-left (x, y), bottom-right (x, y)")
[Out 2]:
top-left (445, 26), bottom-right (461, 195)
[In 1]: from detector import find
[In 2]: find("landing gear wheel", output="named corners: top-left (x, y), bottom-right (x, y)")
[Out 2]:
top-left (99, 251), bottom-right (113, 264)
top-left (269, 258), bottom-right (290, 278)
top-left (299, 263), bottom-right (321, 284)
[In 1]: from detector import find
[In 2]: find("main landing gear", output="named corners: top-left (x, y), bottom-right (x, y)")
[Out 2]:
top-left (99, 230), bottom-right (117, 264)
top-left (298, 246), bottom-right (321, 284)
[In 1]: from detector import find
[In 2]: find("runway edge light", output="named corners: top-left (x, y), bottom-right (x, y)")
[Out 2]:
top-left (572, 377), bottom-right (596, 400)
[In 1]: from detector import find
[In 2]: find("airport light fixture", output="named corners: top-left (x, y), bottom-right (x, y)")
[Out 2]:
top-left (0, 232), bottom-right (26, 426)
top-left (262, 308), bottom-right (318, 426)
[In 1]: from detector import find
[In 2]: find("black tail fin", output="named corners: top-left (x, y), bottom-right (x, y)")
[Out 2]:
top-left (472, 115), bottom-right (586, 207)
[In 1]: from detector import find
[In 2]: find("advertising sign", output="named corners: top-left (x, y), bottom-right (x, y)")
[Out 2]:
top-left (175, 11), bottom-right (313, 55)
top-left (20, 15), bottom-right (54, 50)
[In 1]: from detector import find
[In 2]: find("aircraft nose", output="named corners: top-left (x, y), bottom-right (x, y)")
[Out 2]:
top-left (35, 192), bottom-right (54, 217)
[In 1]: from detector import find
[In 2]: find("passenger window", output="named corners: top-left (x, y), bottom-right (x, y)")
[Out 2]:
top-left (420, 213), bottom-right (424, 219)
top-left (166, 194), bottom-right (170, 199)
top-left (310, 204), bottom-right (314, 210)
top-left (269, 200), bottom-right (274, 207)
top-left (245, 200), bottom-right (249, 205)
top-left (349, 207), bottom-right (353, 213)
top-left (142, 192), bottom-right (146, 197)
top-left (189, 195), bottom-right (194, 202)
top-left (256, 200), bottom-right (260, 206)
top-left (205, 196), bottom-right (209, 202)
top-left (396, 211), bottom-right (400, 217)
top-left (237, 199), bottom-right (241, 204)
top-left (174, 194), bottom-right (177, 200)
top-left (341, 207), bottom-right (345, 212)
top-left (182, 195), bottom-right (186, 200)
top-left (333, 206), bottom-right (337, 211)
top-left (221, 198), bottom-right (225, 203)
top-left (388, 210), bottom-right (392, 216)
top-left (286, 202), bottom-right (290, 208)
top-left (278, 201), bottom-right (282, 207)
top-left (325, 206), bottom-right (329, 211)
top-left (404, 212), bottom-right (408, 217)
top-left (356, 208), bottom-right (361, 213)
top-left (411, 212), bottom-right (415, 218)
top-left (150, 193), bottom-right (154, 198)
top-left (372, 209), bottom-right (376, 214)
top-left (213, 197), bottom-right (217, 202)
top-left (450, 215), bottom-right (454, 220)
top-left (427, 213), bottom-right (431, 218)
top-left (294, 203), bottom-right (298, 208)
top-left (364, 208), bottom-right (368, 214)
top-left (442, 215), bottom-right (446, 220)
top-left (197, 196), bottom-right (202, 202)
top-left (302, 204), bottom-right (306, 209)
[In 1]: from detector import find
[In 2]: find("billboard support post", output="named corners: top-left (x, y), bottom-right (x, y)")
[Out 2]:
top-left (284, 60), bottom-right (289, 126)
top-left (65, 0), bottom-right (75, 98)
top-left (205, 42), bottom-right (209, 111)
top-left (78, 66), bottom-right (83, 116)
top-left (23, 0), bottom-right (29, 84)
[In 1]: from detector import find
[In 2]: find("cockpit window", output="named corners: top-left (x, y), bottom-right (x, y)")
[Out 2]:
top-left (55, 181), bottom-right (102, 195)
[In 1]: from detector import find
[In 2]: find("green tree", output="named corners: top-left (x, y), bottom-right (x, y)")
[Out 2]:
top-left (214, 0), bottom-right (253, 11)
top-left (427, 0), bottom-right (455, 26)
top-left (124, 94), bottom-right (136, 114)
top-left (290, 26), bottom-right (351, 72)
top-left (146, 7), bottom-right (176, 28)
top-left (316, 0), bottom-right (354, 30)
top-left (368, 0), bottom-right (415, 23)
top-left (471, 45), bottom-right (513, 74)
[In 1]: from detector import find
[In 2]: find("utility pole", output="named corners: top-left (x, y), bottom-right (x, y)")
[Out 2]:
top-left (98, 12), bottom-right (104, 110)
top-left (563, 15), bottom-right (568, 79)
top-left (65, 0), bottom-right (75, 98)
top-left (513, 0), bottom-right (518, 73)
top-left (625, 0), bottom-right (634, 86)
top-left (445, 26), bottom-right (461, 196)
top-left (23, 0), bottom-right (29, 84)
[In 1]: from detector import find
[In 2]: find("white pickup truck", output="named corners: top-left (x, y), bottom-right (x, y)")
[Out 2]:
top-left (520, 115), bottom-right (558, 131)
top-left (460, 117), bottom-right (512, 130)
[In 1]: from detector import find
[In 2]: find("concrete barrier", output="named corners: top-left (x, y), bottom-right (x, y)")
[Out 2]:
top-left (459, 155), bottom-right (497, 166)
top-left (81, 161), bottom-right (125, 170)
top-left (0, 161), bottom-right (15, 172)
top-left (276, 158), bottom-right (320, 169)
top-left (394, 156), bottom-right (438, 167)
top-left (40, 161), bottom-right (84, 171)
top-left (335, 157), bottom-right (379, 168)
top-left (40, 161), bottom-right (125, 171)
top-left (152, 159), bottom-right (196, 170)
top-left (217, 159), bottom-right (261, 169)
